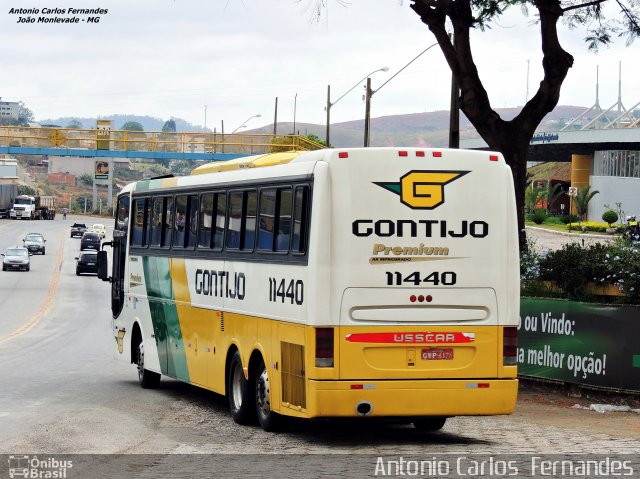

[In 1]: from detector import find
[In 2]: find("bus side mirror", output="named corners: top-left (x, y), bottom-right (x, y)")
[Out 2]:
top-left (97, 250), bottom-right (110, 282)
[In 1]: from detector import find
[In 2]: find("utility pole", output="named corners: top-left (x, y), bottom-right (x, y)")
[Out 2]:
top-left (204, 105), bottom-right (207, 130)
top-left (273, 97), bottom-right (278, 136)
top-left (293, 93), bottom-right (298, 135)
top-left (364, 78), bottom-right (372, 147)
top-left (326, 85), bottom-right (331, 146)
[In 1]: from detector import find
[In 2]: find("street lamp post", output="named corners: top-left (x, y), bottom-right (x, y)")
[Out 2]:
top-left (231, 114), bottom-right (262, 134)
top-left (364, 43), bottom-right (439, 147)
top-left (325, 66), bottom-right (389, 147)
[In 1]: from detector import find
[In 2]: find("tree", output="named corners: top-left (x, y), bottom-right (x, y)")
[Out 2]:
top-left (525, 185), bottom-right (544, 214)
top-left (120, 121), bottom-right (144, 131)
top-left (79, 173), bottom-right (93, 186)
top-left (18, 185), bottom-right (37, 196)
top-left (0, 101), bottom-right (35, 126)
top-left (543, 182), bottom-right (565, 214)
top-left (162, 119), bottom-right (177, 132)
top-left (574, 185), bottom-right (600, 221)
top-left (309, 0), bottom-right (640, 249)
top-left (66, 119), bottom-right (83, 128)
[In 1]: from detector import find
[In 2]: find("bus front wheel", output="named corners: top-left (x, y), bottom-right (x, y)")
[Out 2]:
top-left (255, 358), bottom-right (280, 431)
top-left (413, 417), bottom-right (447, 432)
top-left (228, 351), bottom-right (255, 425)
top-left (137, 342), bottom-right (160, 389)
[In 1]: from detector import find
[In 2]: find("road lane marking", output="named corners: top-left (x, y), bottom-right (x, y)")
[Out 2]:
top-left (0, 232), bottom-right (65, 345)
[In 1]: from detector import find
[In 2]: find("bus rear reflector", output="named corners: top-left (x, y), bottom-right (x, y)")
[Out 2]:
top-left (338, 152), bottom-right (349, 158)
top-left (315, 328), bottom-right (334, 367)
top-left (503, 327), bottom-right (518, 366)
top-left (432, 151), bottom-right (442, 157)
top-left (398, 151), bottom-right (408, 157)
top-left (490, 155), bottom-right (499, 161)
top-left (416, 151), bottom-right (425, 157)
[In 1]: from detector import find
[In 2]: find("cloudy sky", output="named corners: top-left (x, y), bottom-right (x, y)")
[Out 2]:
top-left (1, 0), bottom-right (638, 132)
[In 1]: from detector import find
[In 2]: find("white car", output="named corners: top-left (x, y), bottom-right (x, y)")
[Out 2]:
top-left (91, 223), bottom-right (106, 238)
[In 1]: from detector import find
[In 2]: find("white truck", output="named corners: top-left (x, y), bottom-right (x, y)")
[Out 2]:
top-left (10, 195), bottom-right (37, 220)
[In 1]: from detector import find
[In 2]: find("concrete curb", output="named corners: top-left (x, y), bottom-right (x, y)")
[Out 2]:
top-left (526, 225), bottom-right (616, 240)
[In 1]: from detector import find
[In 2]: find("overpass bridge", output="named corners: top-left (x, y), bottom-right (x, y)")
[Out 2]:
top-left (460, 127), bottom-right (640, 163)
top-left (0, 125), bottom-right (324, 161)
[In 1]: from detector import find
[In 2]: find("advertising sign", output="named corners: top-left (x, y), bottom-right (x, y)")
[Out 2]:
top-left (519, 299), bottom-right (640, 392)
top-left (96, 119), bottom-right (111, 150)
top-left (95, 160), bottom-right (110, 180)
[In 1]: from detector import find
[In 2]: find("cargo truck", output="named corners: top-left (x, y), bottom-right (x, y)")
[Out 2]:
top-left (0, 184), bottom-right (18, 219)
top-left (10, 195), bottom-right (56, 220)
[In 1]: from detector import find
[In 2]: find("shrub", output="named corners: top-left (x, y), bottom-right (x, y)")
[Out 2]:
top-left (531, 208), bottom-right (547, 224)
top-left (602, 210), bottom-right (618, 227)
top-left (560, 214), bottom-right (579, 224)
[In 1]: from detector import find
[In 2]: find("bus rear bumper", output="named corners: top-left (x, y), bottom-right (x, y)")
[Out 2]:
top-left (304, 378), bottom-right (518, 418)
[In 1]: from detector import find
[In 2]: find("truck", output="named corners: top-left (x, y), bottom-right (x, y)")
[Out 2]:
top-left (36, 196), bottom-right (56, 220)
top-left (10, 195), bottom-right (56, 220)
top-left (0, 184), bottom-right (18, 219)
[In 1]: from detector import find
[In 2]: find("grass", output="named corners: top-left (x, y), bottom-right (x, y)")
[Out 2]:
top-left (525, 220), bottom-right (617, 236)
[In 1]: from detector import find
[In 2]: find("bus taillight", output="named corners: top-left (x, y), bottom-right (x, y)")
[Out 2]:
top-left (503, 327), bottom-right (518, 366)
top-left (315, 328), bottom-right (334, 367)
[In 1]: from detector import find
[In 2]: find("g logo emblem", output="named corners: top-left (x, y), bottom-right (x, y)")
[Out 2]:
top-left (376, 170), bottom-right (469, 210)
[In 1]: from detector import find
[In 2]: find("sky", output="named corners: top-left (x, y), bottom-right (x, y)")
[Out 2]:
top-left (1, 0), bottom-right (638, 132)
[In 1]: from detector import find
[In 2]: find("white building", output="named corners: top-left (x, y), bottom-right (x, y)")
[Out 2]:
top-left (0, 98), bottom-right (19, 119)
top-left (589, 150), bottom-right (640, 221)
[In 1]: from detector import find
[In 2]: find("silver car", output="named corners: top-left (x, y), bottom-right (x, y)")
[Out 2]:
top-left (2, 247), bottom-right (31, 272)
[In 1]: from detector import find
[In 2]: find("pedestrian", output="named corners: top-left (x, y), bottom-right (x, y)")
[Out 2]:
top-left (62, 207), bottom-right (68, 220)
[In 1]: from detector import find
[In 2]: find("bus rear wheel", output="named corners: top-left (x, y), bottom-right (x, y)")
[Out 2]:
top-left (413, 417), bottom-right (447, 431)
top-left (255, 358), bottom-right (280, 431)
top-left (137, 342), bottom-right (160, 389)
top-left (228, 351), bottom-right (255, 425)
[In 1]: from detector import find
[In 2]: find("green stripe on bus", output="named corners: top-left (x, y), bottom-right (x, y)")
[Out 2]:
top-left (142, 256), bottom-right (190, 382)
top-left (633, 355), bottom-right (640, 368)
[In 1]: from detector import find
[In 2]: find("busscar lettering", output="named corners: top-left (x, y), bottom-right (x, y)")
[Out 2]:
top-left (352, 219), bottom-right (488, 238)
top-left (195, 269), bottom-right (245, 300)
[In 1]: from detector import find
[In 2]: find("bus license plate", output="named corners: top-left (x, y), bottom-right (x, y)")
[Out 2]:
top-left (422, 348), bottom-right (453, 360)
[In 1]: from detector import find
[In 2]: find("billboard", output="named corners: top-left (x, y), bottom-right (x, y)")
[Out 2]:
top-left (519, 299), bottom-right (640, 392)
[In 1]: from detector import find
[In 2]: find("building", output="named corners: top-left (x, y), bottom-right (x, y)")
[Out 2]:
top-left (0, 98), bottom-right (19, 120)
top-left (588, 150), bottom-right (640, 221)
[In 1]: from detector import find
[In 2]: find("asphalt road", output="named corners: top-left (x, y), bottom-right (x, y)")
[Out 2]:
top-left (0, 218), bottom-right (638, 477)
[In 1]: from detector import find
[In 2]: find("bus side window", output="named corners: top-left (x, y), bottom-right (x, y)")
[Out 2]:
top-left (143, 198), bottom-right (152, 246)
top-left (258, 188), bottom-right (276, 251)
top-left (276, 188), bottom-right (293, 252)
top-left (292, 185), bottom-right (309, 254)
top-left (150, 197), bottom-right (164, 247)
top-left (131, 198), bottom-right (145, 247)
top-left (162, 197), bottom-right (174, 248)
top-left (186, 195), bottom-right (199, 249)
top-left (198, 193), bottom-right (213, 249)
top-left (213, 192), bottom-right (226, 251)
top-left (226, 191), bottom-right (243, 250)
top-left (174, 195), bottom-right (188, 248)
top-left (243, 190), bottom-right (257, 251)
top-left (116, 195), bottom-right (130, 232)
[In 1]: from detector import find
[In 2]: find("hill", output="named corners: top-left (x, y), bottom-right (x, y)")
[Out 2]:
top-left (40, 105), bottom-right (592, 148)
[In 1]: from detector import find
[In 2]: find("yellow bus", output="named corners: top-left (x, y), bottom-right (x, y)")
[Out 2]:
top-left (98, 147), bottom-right (519, 431)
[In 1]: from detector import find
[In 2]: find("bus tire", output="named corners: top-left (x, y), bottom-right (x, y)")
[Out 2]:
top-left (255, 358), bottom-right (280, 432)
top-left (137, 342), bottom-right (160, 389)
top-left (413, 417), bottom-right (446, 431)
top-left (228, 351), bottom-right (255, 425)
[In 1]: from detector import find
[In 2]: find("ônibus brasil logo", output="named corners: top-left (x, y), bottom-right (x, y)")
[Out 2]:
top-left (374, 170), bottom-right (469, 210)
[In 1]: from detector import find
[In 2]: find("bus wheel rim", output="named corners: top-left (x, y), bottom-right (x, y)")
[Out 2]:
top-left (137, 344), bottom-right (145, 382)
top-left (231, 363), bottom-right (243, 410)
top-left (257, 368), bottom-right (270, 419)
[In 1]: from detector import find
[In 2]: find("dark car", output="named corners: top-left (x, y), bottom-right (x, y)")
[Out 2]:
top-left (2, 247), bottom-right (31, 272)
top-left (23, 233), bottom-right (46, 255)
top-left (75, 251), bottom-right (98, 275)
top-left (80, 232), bottom-right (101, 251)
top-left (70, 223), bottom-right (88, 238)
